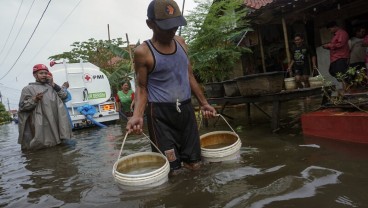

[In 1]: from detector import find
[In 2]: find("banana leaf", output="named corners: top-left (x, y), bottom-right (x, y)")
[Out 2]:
top-left (105, 43), bottom-right (130, 59)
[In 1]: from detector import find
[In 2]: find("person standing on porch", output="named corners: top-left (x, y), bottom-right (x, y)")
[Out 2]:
top-left (287, 33), bottom-right (317, 88)
top-left (126, 0), bottom-right (217, 175)
top-left (322, 21), bottom-right (350, 91)
top-left (362, 31), bottom-right (368, 69)
top-left (349, 26), bottom-right (366, 70)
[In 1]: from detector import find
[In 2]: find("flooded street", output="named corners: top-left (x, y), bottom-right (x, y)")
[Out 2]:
top-left (1, 97), bottom-right (368, 208)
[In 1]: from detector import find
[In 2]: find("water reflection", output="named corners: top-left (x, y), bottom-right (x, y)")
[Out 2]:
top-left (304, 136), bottom-right (368, 159)
top-left (1, 96), bottom-right (368, 207)
top-left (23, 144), bottom-right (80, 202)
top-left (9, 142), bottom-right (80, 207)
top-left (0, 124), bottom-right (25, 207)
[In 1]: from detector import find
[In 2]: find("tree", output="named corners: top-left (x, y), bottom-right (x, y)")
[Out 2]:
top-left (182, 0), bottom-right (252, 83)
top-left (48, 38), bottom-right (138, 89)
top-left (0, 102), bottom-right (11, 125)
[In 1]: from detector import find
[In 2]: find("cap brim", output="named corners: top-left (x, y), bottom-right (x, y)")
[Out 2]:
top-left (155, 16), bottom-right (187, 30)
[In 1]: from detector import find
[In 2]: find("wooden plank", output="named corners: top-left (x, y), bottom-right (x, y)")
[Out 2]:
top-left (208, 87), bottom-right (324, 105)
top-left (207, 87), bottom-right (325, 130)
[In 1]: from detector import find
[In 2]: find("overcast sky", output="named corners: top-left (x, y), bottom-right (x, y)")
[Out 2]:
top-left (0, 0), bottom-right (197, 110)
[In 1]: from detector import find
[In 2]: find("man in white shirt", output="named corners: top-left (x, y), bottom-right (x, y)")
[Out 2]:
top-left (349, 26), bottom-right (366, 69)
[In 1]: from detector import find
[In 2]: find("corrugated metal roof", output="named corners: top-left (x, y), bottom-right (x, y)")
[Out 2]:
top-left (244, 0), bottom-right (274, 9)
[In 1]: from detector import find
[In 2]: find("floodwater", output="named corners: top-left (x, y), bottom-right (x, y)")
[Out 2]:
top-left (1, 97), bottom-right (368, 208)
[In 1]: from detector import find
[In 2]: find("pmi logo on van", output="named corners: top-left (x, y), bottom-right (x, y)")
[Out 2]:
top-left (83, 73), bottom-right (105, 83)
top-left (93, 75), bottom-right (104, 79)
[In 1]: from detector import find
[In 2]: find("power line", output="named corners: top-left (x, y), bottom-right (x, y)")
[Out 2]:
top-left (0, 85), bottom-right (22, 92)
top-left (1, 96), bottom-right (20, 102)
top-left (1, 98), bottom-right (19, 106)
top-left (0, 0), bottom-right (37, 65)
top-left (0, 0), bottom-right (52, 81)
top-left (18, 0), bottom-right (82, 80)
top-left (0, 0), bottom-right (24, 57)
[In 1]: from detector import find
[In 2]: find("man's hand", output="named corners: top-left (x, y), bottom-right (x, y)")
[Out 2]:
top-left (47, 75), bottom-right (55, 87)
top-left (62, 81), bottom-right (69, 89)
top-left (312, 65), bottom-right (318, 75)
top-left (126, 116), bottom-right (144, 134)
top-left (200, 104), bottom-right (217, 119)
top-left (34, 92), bottom-right (44, 102)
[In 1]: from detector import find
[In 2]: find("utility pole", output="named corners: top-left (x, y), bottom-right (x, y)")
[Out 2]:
top-left (107, 24), bottom-right (111, 42)
top-left (7, 98), bottom-right (10, 111)
top-left (0, 90), bottom-right (2, 103)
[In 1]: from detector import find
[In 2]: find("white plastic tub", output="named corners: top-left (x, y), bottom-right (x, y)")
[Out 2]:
top-left (112, 152), bottom-right (170, 190)
top-left (200, 131), bottom-right (242, 163)
top-left (112, 133), bottom-right (170, 190)
top-left (284, 77), bottom-right (297, 90)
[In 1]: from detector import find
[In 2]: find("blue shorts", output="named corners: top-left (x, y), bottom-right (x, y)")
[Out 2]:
top-left (146, 99), bottom-right (201, 170)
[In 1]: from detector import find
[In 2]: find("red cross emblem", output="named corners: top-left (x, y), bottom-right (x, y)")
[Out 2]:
top-left (84, 73), bottom-right (92, 83)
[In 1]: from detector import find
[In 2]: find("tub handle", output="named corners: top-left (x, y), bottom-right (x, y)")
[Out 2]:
top-left (116, 132), bottom-right (165, 162)
top-left (216, 114), bottom-right (236, 134)
top-left (197, 113), bottom-right (237, 134)
top-left (142, 132), bottom-right (165, 156)
top-left (116, 132), bottom-right (129, 162)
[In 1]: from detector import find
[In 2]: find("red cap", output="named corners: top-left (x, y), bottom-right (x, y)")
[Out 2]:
top-left (33, 64), bottom-right (49, 73)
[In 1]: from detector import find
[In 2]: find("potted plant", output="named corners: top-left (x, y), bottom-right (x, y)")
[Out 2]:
top-left (322, 66), bottom-right (368, 107)
top-left (336, 66), bottom-right (368, 93)
top-left (182, 0), bottom-right (252, 97)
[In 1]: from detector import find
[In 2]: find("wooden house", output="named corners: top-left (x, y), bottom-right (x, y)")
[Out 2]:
top-left (238, 0), bottom-right (368, 78)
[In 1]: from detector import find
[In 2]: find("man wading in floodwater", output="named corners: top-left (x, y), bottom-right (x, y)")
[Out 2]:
top-left (126, 0), bottom-right (217, 175)
top-left (18, 64), bottom-right (72, 150)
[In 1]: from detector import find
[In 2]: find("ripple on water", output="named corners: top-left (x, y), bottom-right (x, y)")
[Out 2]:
top-left (335, 195), bottom-right (358, 207)
top-left (223, 166), bottom-right (343, 208)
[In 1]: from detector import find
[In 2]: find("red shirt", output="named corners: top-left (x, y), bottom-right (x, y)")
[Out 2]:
top-left (324, 28), bottom-right (350, 63)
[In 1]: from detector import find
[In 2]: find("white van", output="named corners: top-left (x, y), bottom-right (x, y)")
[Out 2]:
top-left (50, 61), bottom-right (119, 129)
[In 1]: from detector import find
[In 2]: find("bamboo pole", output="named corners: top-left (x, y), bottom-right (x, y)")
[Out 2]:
top-left (282, 17), bottom-right (291, 64)
top-left (258, 26), bottom-right (266, 73)
top-left (179, 0), bottom-right (186, 36)
top-left (125, 33), bottom-right (134, 71)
